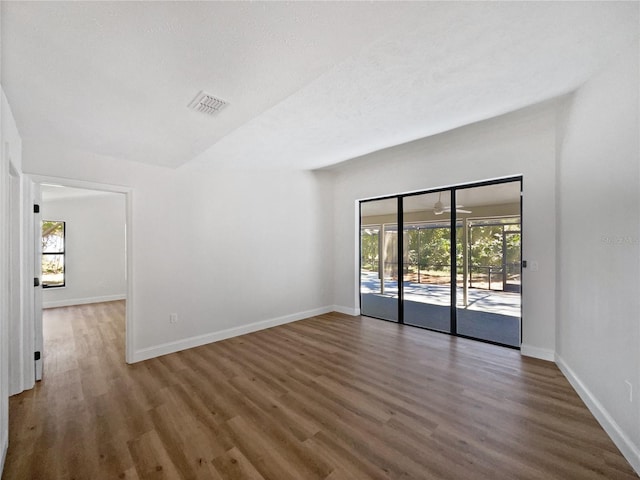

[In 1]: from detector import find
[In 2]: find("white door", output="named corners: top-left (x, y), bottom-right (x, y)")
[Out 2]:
top-left (33, 184), bottom-right (43, 381)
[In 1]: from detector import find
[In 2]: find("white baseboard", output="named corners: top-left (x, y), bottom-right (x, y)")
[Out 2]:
top-left (43, 294), bottom-right (126, 309)
top-left (556, 355), bottom-right (640, 475)
top-left (520, 343), bottom-right (555, 362)
top-left (331, 305), bottom-right (360, 316)
top-left (131, 305), bottom-right (334, 363)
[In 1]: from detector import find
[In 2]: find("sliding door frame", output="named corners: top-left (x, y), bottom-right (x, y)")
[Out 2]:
top-left (359, 176), bottom-right (523, 349)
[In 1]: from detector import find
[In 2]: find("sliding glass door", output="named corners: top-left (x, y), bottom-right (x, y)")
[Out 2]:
top-left (402, 192), bottom-right (452, 332)
top-left (360, 198), bottom-right (398, 322)
top-left (359, 178), bottom-right (522, 349)
top-left (455, 182), bottom-right (522, 347)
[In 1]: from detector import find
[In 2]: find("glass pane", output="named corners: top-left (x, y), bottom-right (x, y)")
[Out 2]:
top-left (402, 191), bottom-right (452, 332)
top-left (360, 198), bottom-right (398, 322)
top-left (42, 221), bottom-right (64, 253)
top-left (361, 226), bottom-right (379, 273)
top-left (42, 254), bottom-right (65, 287)
top-left (455, 182), bottom-right (521, 347)
top-left (505, 232), bottom-right (521, 293)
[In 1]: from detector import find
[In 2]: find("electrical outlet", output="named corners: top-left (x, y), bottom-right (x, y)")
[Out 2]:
top-left (625, 380), bottom-right (633, 402)
top-left (169, 313), bottom-right (178, 324)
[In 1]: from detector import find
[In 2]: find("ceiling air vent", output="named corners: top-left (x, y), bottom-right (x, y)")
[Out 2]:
top-left (188, 91), bottom-right (228, 116)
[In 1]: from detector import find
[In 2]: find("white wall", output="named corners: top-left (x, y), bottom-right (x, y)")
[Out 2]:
top-left (0, 86), bottom-right (23, 472)
top-left (41, 192), bottom-right (126, 308)
top-left (21, 146), bottom-right (335, 361)
top-left (556, 43), bottom-right (640, 471)
top-left (328, 100), bottom-right (558, 359)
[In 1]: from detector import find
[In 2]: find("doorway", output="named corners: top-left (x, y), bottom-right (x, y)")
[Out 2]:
top-left (359, 177), bottom-right (522, 348)
top-left (28, 176), bottom-right (133, 380)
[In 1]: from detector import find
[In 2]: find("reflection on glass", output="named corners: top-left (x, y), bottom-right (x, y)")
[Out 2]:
top-left (402, 192), bottom-right (452, 332)
top-left (455, 182), bottom-right (521, 347)
top-left (360, 199), bottom-right (398, 322)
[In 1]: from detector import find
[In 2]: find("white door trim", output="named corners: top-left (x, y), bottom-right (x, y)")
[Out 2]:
top-left (20, 178), bottom-right (35, 391)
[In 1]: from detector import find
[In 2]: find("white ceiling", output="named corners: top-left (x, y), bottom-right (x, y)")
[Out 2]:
top-left (2, 2), bottom-right (638, 171)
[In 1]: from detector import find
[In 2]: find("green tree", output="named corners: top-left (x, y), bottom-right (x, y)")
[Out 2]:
top-left (361, 229), bottom-right (379, 271)
top-left (469, 226), bottom-right (502, 267)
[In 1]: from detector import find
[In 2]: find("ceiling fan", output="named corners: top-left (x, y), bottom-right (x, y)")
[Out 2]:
top-left (433, 192), bottom-right (472, 215)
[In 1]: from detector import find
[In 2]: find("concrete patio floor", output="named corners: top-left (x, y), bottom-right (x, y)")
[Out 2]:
top-left (360, 271), bottom-right (521, 347)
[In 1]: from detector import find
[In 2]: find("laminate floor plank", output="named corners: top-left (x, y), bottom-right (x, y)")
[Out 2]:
top-left (211, 447), bottom-right (265, 480)
top-left (3, 301), bottom-right (637, 479)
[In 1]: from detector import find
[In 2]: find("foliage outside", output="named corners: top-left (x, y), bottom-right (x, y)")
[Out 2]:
top-left (362, 221), bottom-right (521, 290)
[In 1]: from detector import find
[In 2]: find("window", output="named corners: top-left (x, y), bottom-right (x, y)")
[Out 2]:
top-left (42, 220), bottom-right (65, 288)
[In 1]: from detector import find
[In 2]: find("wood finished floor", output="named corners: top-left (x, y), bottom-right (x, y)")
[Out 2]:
top-left (3, 301), bottom-right (637, 479)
